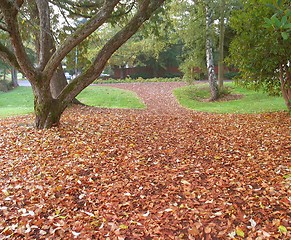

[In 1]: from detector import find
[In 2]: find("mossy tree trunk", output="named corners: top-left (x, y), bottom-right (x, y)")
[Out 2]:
top-left (34, 93), bottom-right (64, 129)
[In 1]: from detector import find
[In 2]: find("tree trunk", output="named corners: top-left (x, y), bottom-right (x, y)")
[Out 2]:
top-left (280, 65), bottom-right (291, 113)
top-left (11, 67), bottom-right (19, 87)
top-left (50, 65), bottom-right (69, 98)
top-left (3, 68), bottom-right (6, 81)
top-left (33, 85), bottom-right (66, 128)
top-left (1, 0), bottom-right (166, 129)
top-left (205, 3), bottom-right (219, 101)
top-left (218, 0), bottom-right (225, 90)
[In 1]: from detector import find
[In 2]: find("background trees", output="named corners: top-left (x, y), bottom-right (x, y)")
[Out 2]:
top-left (227, 0), bottom-right (291, 112)
top-left (170, 0), bottom-right (237, 100)
top-left (0, 0), bottom-right (165, 129)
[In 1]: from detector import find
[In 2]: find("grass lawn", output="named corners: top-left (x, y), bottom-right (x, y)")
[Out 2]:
top-left (0, 86), bottom-right (145, 118)
top-left (0, 87), bottom-right (34, 117)
top-left (76, 86), bottom-right (145, 109)
top-left (174, 82), bottom-right (286, 113)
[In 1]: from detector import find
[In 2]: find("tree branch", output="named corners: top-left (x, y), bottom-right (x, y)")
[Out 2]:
top-left (59, 0), bottom-right (165, 103)
top-left (0, 0), bottom-right (36, 81)
top-left (36, 0), bottom-right (54, 70)
top-left (0, 42), bottom-right (21, 71)
top-left (43, 0), bottom-right (121, 80)
top-left (48, 0), bottom-right (108, 18)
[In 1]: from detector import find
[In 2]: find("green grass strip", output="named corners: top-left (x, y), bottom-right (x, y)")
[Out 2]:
top-left (0, 86), bottom-right (145, 118)
top-left (174, 82), bottom-right (286, 114)
top-left (76, 86), bottom-right (145, 109)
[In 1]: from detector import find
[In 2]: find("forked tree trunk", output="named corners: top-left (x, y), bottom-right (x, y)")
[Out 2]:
top-left (205, 3), bottom-right (219, 101)
top-left (50, 65), bottom-right (70, 98)
top-left (280, 64), bottom-right (291, 113)
top-left (0, 0), bottom-right (166, 129)
top-left (33, 89), bottom-right (66, 128)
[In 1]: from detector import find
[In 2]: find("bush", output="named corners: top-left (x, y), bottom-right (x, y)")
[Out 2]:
top-left (0, 80), bottom-right (13, 92)
top-left (224, 71), bottom-right (240, 80)
top-left (93, 77), bottom-right (182, 84)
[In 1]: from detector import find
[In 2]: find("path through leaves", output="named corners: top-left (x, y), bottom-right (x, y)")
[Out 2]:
top-left (0, 82), bottom-right (290, 239)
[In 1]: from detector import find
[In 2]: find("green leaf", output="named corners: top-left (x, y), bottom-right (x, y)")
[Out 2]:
top-left (271, 15), bottom-right (282, 28)
top-left (281, 16), bottom-right (287, 25)
top-left (264, 17), bottom-right (273, 26)
top-left (285, 9), bottom-right (291, 17)
top-left (283, 23), bottom-right (291, 29)
top-left (281, 32), bottom-right (289, 40)
top-left (283, 174), bottom-right (291, 179)
top-left (278, 225), bottom-right (287, 234)
top-left (236, 227), bottom-right (245, 237)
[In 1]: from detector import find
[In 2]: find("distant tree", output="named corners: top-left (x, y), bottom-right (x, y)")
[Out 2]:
top-left (86, 6), bottom-right (180, 79)
top-left (0, 0), bottom-right (165, 129)
top-left (218, 0), bottom-right (226, 89)
top-left (205, 1), bottom-right (219, 100)
top-left (228, 0), bottom-right (291, 112)
top-left (11, 67), bottom-right (18, 87)
top-left (173, 0), bottom-right (219, 100)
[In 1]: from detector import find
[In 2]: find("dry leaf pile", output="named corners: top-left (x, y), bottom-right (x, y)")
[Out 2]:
top-left (0, 82), bottom-right (290, 239)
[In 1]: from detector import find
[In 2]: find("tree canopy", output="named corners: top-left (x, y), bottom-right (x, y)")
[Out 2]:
top-left (0, 0), bottom-right (166, 128)
top-left (227, 0), bottom-right (291, 111)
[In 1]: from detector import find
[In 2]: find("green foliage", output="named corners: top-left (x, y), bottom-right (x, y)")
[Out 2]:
top-left (263, 0), bottom-right (291, 40)
top-left (224, 71), bottom-right (240, 80)
top-left (174, 82), bottom-right (286, 113)
top-left (227, 0), bottom-right (291, 95)
top-left (0, 80), bottom-right (13, 92)
top-left (175, 1), bottom-right (207, 80)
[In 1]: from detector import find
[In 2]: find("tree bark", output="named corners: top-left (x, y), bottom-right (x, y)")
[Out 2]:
top-left (11, 67), bottom-right (19, 87)
top-left (280, 64), bottom-right (291, 113)
top-left (218, 0), bottom-right (225, 89)
top-left (205, 3), bottom-right (219, 101)
top-left (50, 65), bottom-right (69, 98)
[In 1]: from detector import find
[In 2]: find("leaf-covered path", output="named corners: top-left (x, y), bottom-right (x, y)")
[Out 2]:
top-left (0, 82), bottom-right (290, 239)
top-left (103, 82), bottom-right (187, 114)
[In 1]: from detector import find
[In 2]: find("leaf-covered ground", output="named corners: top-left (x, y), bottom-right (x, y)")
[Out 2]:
top-left (0, 82), bottom-right (290, 239)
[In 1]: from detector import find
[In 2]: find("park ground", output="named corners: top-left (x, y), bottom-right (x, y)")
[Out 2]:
top-left (0, 82), bottom-right (290, 239)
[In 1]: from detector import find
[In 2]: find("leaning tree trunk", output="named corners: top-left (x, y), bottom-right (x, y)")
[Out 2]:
top-left (205, 3), bottom-right (219, 101)
top-left (280, 64), bottom-right (291, 113)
